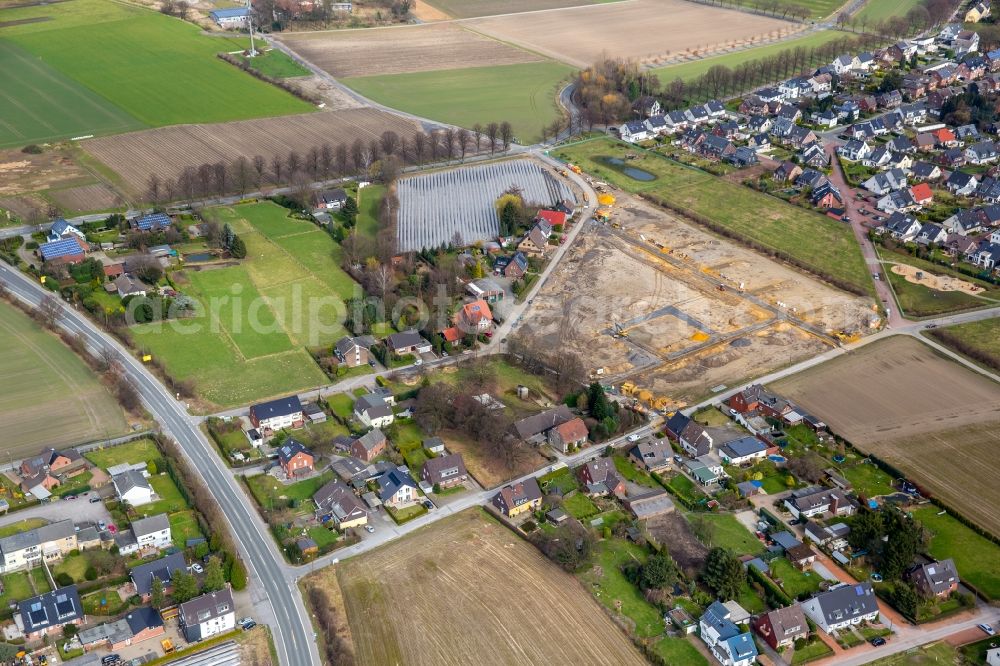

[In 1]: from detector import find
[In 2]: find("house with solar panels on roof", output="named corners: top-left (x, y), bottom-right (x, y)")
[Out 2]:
top-left (39, 236), bottom-right (87, 265)
top-left (801, 582), bottom-right (879, 633)
top-left (17, 585), bottom-right (84, 640)
top-left (129, 212), bottom-right (172, 232)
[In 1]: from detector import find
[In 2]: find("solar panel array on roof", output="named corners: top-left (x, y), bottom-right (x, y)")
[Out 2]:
top-left (135, 212), bottom-right (171, 231)
top-left (40, 237), bottom-right (84, 260)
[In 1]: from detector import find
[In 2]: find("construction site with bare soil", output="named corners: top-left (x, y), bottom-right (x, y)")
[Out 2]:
top-left (517, 191), bottom-right (877, 409)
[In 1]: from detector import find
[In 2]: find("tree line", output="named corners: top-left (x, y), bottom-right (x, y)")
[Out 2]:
top-left (145, 123), bottom-right (515, 206)
top-left (690, 0), bottom-right (811, 21)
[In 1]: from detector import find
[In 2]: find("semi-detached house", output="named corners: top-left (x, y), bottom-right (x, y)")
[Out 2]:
top-left (801, 583), bottom-right (879, 633)
top-left (0, 519), bottom-right (77, 574)
top-left (249, 395), bottom-right (304, 434)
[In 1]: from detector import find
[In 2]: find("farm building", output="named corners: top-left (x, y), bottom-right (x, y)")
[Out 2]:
top-left (209, 7), bottom-right (249, 27)
top-left (39, 236), bottom-right (87, 265)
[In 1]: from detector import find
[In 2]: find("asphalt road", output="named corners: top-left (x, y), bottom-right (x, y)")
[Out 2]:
top-left (0, 265), bottom-right (319, 666)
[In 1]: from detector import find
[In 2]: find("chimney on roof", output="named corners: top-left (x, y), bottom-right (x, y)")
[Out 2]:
top-left (830, 494), bottom-right (839, 515)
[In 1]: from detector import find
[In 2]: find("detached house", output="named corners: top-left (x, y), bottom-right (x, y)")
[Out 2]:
top-left (753, 606), bottom-right (809, 651)
top-left (250, 395), bottom-right (304, 434)
top-left (908, 559), bottom-right (959, 598)
top-left (277, 439), bottom-right (314, 478)
top-left (491, 477), bottom-right (542, 518)
top-left (784, 486), bottom-right (855, 519)
top-left (619, 120), bottom-right (651, 143)
top-left (179, 588), bottom-right (235, 642)
top-left (113, 470), bottom-right (153, 507)
top-left (838, 140), bottom-right (872, 162)
top-left (421, 453), bottom-right (468, 490)
top-left (665, 412), bottom-right (713, 457)
top-left (354, 392), bottom-right (395, 429)
top-left (377, 468), bottom-right (418, 508)
top-left (699, 601), bottom-right (758, 666)
top-left (456, 299), bottom-right (494, 333)
top-left (129, 552), bottom-right (186, 602)
top-left (628, 438), bottom-right (672, 473)
top-left (386, 330), bottom-right (432, 356)
top-left (946, 170), bottom-right (979, 196)
top-left (801, 583), bottom-right (879, 633)
top-left (966, 140), bottom-right (999, 165)
top-left (547, 417), bottom-right (589, 453)
top-left (313, 479), bottom-right (367, 530)
top-left (718, 436), bottom-right (768, 465)
top-left (578, 458), bottom-right (625, 497)
top-left (350, 428), bottom-right (387, 462)
top-left (862, 169), bottom-right (907, 195)
top-left (334, 336), bottom-right (370, 368)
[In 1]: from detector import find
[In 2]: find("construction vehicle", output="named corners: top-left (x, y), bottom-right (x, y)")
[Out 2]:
top-left (161, 639), bottom-right (175, 654)
top-left (558, 169), bottom-right (568, 177)
top-left (612, 322), bottom-right (629, 339)
top-left (569, 164), bottom-right (582, 174)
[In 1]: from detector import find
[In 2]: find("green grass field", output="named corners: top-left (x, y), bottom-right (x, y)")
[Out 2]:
top-left (885, 266), bottom-right (987, 317)
top-left (557, 138), bottom-right (873, 295)
top-left (0, 0), bottom-right (312, 146)
top-left (0, 41), bottom-right (144, 148)
top-left (579, 539), bottom-right (664, 638)
top-left (913, 506), bottom-right (1000, 600)
top-left (926, 317), bottom-right (1000, 371)
top-left (652, 637), bottom-right (708, 665)
top-left (342, 61), bottom-right (574, 144)
top-left (243, 49), bottom-right (311, 78)
top-left (84, 438), bottom-right (159, 470)
top-left (563, 492), bottom-right (600, 519)
top-left (839, 462), bottom-right (896, 498)
top-left (770, 557), bottom-right (822, 599)
top-left (695, 513), bottom-right (765, 555)
top-left (0, 301), bottom-right (127, 455)
top-left (652, 31), bottom-right (843, 83)
top-left (855, 0), bottom-right (925, 23)
top-left (131, 202), bottom-right (358, 408)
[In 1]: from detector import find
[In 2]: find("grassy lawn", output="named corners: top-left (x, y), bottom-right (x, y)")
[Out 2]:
top-left (386, 503), bottom-right (427, 524)
top-left (0, 518), bottom-right (46, 539)
top-left (51, 471), bottom-right (94, 497)
top-left (342, 61), bottom-right (574, 144)
top-left (141, 474), bottom-right (189, 515)
top-left (355, 184), bottom-right (386, 242)
top-left (839, 462), bottom-right (896, 498)
top-left (307, 525), bottom-right (338, 548)
top-left (579, 539), bottom-right (664, 638)
top-left (0, 302), bottom-right (128, 456)
top-left (53, 552), bottom-right (91, 583)
top-left (855, 0), bottom-right (925, 23)
top-left (1, 0), bottom-right (310, 132)
top-left (30, 566), bottom-right (50, 594)
top-left (131, 201), bottom-right (359, 409)
top-left (247, 471), bottom-right (334, 510)
top-left (538, 467), bottom-right (579, 494)
top-left (84, 439), bottom-right (159, 470)
top-left (927, 317), bottom-right (1000, 372)
top-left (81, 588), bottom-right (128, 616)
top-left (695, 513), bottom-right (764, 555)
top-left (327, 393), bottom-right (355, 420)
top-left (912, 506), bottom-right (1000, 600)
top-left (563, 492), bottom-right (600, 520)
top-left (388, 421), bottom-right (425, 450)
top-left (770, 557), bottom-right (822, 599)
top-left (790, 636), bottom-right (834, 664)
top-left (652, 636), bottom-right (708, 665)
top-left (652, 30), bottom-right (844, 82)
top-left (169, 510), bottom-right (205, 548)
top-left (885, 267), bottom-right (986, 318)
top-left (692, 406), bottom-right (732, 427)
top-left (760, 474), bottom-right (794, 494)
top-left (960, 636), bottom-right (1000, 665)
top-left (557, 138), bottom-right (873, 296)
top-left (736, 579), bottom-right (767, 613)
top-left (242, 49), bottom-right (311, 78)
top-left (612, 456), bottom-right (658, 488)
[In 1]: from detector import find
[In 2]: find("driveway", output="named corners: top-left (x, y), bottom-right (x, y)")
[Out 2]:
top-left (0, 496), bottom-right (110, 530)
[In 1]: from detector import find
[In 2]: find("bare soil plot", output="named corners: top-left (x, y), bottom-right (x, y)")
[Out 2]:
top-left (0, 146), bottom-right (92, 197)
top-left (465, 0), bottom-right (796, 68)
top-left (0, 194), bottom-right (46, 221)
top-left (889, 263), bottom-right (985, 295)
top-left (336, 509), bottom-right (646, 666)
top-left (773, 336), bottom-right (1000, 535)
top-left (277, 23), bottom-right (543, 78)
top-left (83, 108), bottom-right (421, 195)
top-left (645, 512), bottom-right (708, 577)
top-left (438, 429), bottom-right (547, 488)
top-left (518, 190), bottom-right (865, 407)
top-left (49, 183), bottom-right (123, 212)
top-left (422, 0), bottom-right (617, 18)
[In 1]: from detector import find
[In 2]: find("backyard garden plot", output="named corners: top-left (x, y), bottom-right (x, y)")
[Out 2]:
top-left (336, 509), bottom-right (646, 665)
top-left (82, 108), bottom-right (420, 196)
top-left (465, 0), bottom-right (797, 69)
top-left (0, 301), bottom-right (128, 454)
top-left (396, 158), bottom-right (573, 252)
top-left (277, 23), bottom-right (544, 78)
top-left (129, 202), bottom-right (354, 409)
top-left (773, 336), bottom-right (1000, 537)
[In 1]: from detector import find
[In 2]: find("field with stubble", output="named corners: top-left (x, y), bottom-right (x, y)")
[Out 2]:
top-left (774, 336), bottom-right (1000, 536)
top-left (337, 510), bottom-right (646, 666)
top-left (82, 109), bottom-right (420, 195)
top-left (465, 0), bottom-right (797, 68)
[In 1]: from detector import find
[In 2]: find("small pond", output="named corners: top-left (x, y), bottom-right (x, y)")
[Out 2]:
top-left (598, 156), bottom-right (656, 182)
top-left (184, 253), bottom-right (214, 262)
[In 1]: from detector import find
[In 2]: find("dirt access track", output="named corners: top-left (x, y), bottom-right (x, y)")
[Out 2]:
top-left (465, 0), bottom-right (799, 68)
top-left (773, 336), bottom-right (1000, 536)
top-left (335, 509), bottom-right (646, 665)
top-left (518, 191), bottom-right (874, 407)
top-left (275, 23), bottom-right (544, 78)
top-left (82, 108), bottom-right (421, 196)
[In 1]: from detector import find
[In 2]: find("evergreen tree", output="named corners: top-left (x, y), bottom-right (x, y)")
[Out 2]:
top-left (202, 556), bottom-right (225, 592)
top-left (588, 382), bottom-right (613, 420)
top-left (222, 223), bottom-right (235, 251)
top-left (171, 569), bottom-right (199, 603)
top-left (702, 547), bottom-right (745, 600)
top-left (150, 577), bottom-right (165, 608)
top-left (230, 557), bottom-right (248, 591)
top-left (342, 196), bottom-right (359, 224)
top-left (230, 235), bottom-right (247, 259)
top-left (640, 553), bottom-right (678, 590)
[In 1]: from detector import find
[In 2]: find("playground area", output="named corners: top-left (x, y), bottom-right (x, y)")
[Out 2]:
top-left (889, 263), bottom-right (984, 294)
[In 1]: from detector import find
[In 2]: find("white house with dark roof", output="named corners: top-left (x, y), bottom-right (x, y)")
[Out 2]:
top-left (249, 395), bottom-right (303, 433)
top-left (718, 436), bottom-right (768, 465)
top-left (354, 392), bottom-right (395, 429)
top-left (801, 583), bottom-right (879, 633)
top-left (179, 587), bottom-right (235, 642)
top-left (619, 120), bottom-right (651, 143)
top-left (113, 469), bottom-right (153, 507)
top-left (131, 513), bottom-right (172, 551)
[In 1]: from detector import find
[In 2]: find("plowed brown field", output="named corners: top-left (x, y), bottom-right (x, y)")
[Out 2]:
top-left (50, 183), bottom-right (123, 212)
top-left (277, 23), bottom-right (543, 78)
top-left (82, 109), bottom-right (421, 195)
top-left (774, 336), bottom-right (1000, 536)
top-left (337, 509), bottom-right (646, 666)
